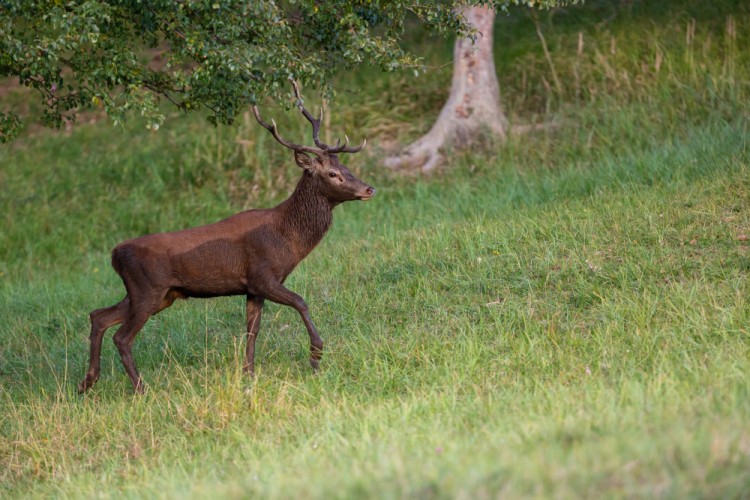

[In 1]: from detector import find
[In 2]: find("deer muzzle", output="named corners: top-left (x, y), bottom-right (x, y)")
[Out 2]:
top-left (358, 186), bottom-right (375, 201)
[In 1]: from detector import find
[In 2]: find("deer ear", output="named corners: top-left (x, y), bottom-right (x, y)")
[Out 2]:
top-left (294, 151), bottom-right (316, 170)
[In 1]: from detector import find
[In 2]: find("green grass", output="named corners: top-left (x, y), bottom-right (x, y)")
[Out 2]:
top-left (2, 0), bottom-right (750, 497)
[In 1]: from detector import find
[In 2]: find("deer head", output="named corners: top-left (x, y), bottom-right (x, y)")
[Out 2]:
top-left (252, 80), bottom-right (374, 203)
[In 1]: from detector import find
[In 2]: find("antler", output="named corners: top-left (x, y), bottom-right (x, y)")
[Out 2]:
top-left (253, 79), bottom-right (367, 156)
top-left (289, 79), bottom-right (328, 150)
top-left (252, 105), bottom-right (326, 157)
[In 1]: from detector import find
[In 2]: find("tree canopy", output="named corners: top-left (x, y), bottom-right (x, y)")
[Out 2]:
top-left (0, 0), bottom-right (566, 141)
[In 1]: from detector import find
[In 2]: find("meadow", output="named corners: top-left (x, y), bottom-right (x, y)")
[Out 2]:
top-left (1, 0), bottom-right (749, 497)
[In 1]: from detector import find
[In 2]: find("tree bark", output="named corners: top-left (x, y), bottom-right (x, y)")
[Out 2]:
top-left (385, 6), bottom-right (507, 173)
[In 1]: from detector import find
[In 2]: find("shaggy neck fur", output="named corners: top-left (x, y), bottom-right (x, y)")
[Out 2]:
top-left (278, 170), bottom-right (334, 251)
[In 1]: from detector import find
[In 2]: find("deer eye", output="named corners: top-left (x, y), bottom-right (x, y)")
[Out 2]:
top-left (328, 171), bottom-right (337, 178)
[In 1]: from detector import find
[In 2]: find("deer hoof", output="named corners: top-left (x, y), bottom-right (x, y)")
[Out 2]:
top-left (309, 358), bottom-right (320, 371)
top-left (133, 380), bottom-right (146, 395)
top-left (77, 373), bottom-right (99, 394)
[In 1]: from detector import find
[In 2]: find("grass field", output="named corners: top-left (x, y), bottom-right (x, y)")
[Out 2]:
top-left (2, 0), bottom-right (750, 497)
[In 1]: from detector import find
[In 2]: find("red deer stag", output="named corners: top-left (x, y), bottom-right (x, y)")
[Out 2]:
top-left (78, 80), bottom-right (374, 394)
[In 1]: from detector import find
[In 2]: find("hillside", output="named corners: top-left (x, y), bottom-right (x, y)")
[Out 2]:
top-left (1, 1), bottom-right (749, 497)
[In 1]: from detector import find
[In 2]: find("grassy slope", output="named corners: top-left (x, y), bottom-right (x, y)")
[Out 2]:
top-left (2, 0), bottom-right (750, 497)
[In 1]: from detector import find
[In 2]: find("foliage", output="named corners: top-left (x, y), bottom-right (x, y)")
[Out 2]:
top-left (0, 0), bottom-right (573, 141)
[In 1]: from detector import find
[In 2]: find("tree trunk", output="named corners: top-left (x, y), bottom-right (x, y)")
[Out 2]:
top-left (385, 6), bottom-right (507, 173)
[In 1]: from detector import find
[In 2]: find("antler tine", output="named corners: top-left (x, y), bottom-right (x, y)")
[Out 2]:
top-left (289, 78), bottom-right (330, 150)
top-left (328, 134), bottom-right (367, 154)
top-left (342, 137), bottom-right (367, 153)
top-left (252, 105), bottom-right (325, 157)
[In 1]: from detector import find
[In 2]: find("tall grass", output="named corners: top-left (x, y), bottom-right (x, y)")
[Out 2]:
top-left (1, 0), bottom-right (749, 497)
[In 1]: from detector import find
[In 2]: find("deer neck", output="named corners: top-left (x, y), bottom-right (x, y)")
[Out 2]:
top-left (279, 171), bottom-right (334, 249)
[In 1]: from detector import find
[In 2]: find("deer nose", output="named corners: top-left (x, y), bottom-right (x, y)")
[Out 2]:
top-left (365, 187), bottom-right (375, 196)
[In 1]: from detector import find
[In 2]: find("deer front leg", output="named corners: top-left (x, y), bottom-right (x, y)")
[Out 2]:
top-left (256, 281), bottom-right (323, 370)
top-left (244, 295), bottom-right (265, 376)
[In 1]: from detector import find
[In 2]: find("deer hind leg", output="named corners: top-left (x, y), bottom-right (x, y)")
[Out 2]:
top-left (112, 289), bottom-right (172, 394)
top-left (78, 297), bottom-right (130, 394)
